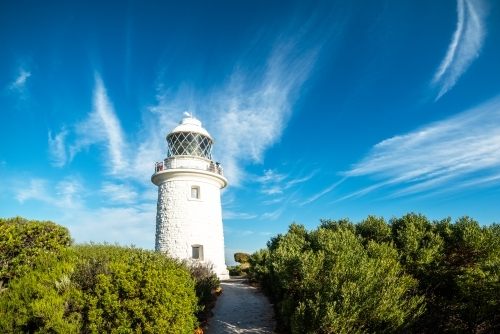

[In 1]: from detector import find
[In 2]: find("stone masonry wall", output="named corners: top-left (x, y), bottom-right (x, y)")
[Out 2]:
top-left (156, 179), bottom-right (229, 279)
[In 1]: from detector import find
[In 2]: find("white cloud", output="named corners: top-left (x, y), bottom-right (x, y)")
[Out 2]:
top-left (9, 68), bottom-right (31, 91)
top-left (15, 177), bottom-right (83, 209)
top-left (16, 179), bottom-right (51, 203)
top-left (68, 74), bottom-right (127, 175)
top-left (55, 178), bottom-right (83, 209)
top-left (255, 169), bottom-right (288, 183)
top-left (284, 170), bottom-right (318, 189)
top-left (261, 205), bottom-right (286, 220)
top-left (343, 95), bottom-right (500, 198)
top-left (208, 45), bottom-right (318, 186)
top-left (262, 197), bottom-right (285, 205)
top-left (66, 205), bottom-right (156, 248)
top-left (432, 0), bottom-right (485, 100)
top-left (100, 182), bottom-right (138, 204)
top-left (301, 178), bottom-right (345, 205)
top-left (48, 128), bottom-right (68, 167)
top-left (223, 211), bottom-right (258, 220)
top-left (262, 186), bottom-right (283, 195)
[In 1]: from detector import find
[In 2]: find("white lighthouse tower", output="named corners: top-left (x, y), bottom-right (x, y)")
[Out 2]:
top-left (152, 114), bottom-right (229, 279)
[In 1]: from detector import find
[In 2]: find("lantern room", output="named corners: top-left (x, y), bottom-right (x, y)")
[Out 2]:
top-left (166, 117), bottom-right (213, 159)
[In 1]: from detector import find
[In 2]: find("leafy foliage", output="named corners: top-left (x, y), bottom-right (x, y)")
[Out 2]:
top-left (251, 214), bottom-right (500, 333)
top-left (251, 222), bottom-right (424, 333)
top-left (0, 249), bottom-right (82, 333)
top-left (0, 218), bottom-right (203, 334)
top-left (0, 216), bottom-right (72, 288)
top-left (1, 244), bottom-right (200, 334)
top-left (234, 252), bottom-right (250, 264)
top-left (72, 244), bottom-right (199, 334)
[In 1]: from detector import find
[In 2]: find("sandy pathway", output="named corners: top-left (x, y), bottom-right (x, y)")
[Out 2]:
top-left (204, 279), bottom-right (276, 333)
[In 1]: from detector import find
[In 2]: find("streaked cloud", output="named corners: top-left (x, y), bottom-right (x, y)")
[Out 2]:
top-left (301, 178), bottom-right (345, 205)
top-left (48, 127), bottom-right (68, 167)
top-left (284, 170), bottom-right (318, 188)
top-left (55, 178), bottom-right (83, 209)
top-left (223, 211), bottom-right (258, 220)
top-left (343, 95), bottom-right (500, 198)
top-left (16, 177), bottom-right (83, 209)
top-left (16, 179), bottom-right (50, 203)
top-left (100, 182), bottom-right (138, 204)
top-left (432, 0), bottom-right (485, 100)
top-left (262, 186), bottom-right (284, 195)
top-left (255, 169), bottom-right (288, 183)
top-left (9, 68), bottom-right (31, 91)
top-left (261, 205), bottom-right (286, 220)
top-left (262, 197), bottom-right (285, 205)
top-left (68, 74), bottom-right (127, 175)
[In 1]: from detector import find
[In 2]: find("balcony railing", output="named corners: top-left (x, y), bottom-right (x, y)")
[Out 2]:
top-left (154, 157), bottom-right (224, 176)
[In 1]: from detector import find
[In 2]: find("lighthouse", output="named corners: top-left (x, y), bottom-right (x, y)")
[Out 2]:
top-left (152, 114), bottom-right (229, 279)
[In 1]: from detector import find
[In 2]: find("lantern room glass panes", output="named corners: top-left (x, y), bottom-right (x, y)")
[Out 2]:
top-left (167, 132), bottom-right (213, 159)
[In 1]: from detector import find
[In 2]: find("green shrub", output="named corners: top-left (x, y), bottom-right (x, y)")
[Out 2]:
top-left (73, 244), bottom-right (199, 334)
top-left (234, 252), bottom-right (250, 264)
top-left (251, 214), bottom-right (500, 333)
top-left (187, 261), bottom-right (220, 307)
top-left (228, 265), bottom-right (241, 276)
top-left (251, 222), bottom-right (424, 333)
top-left (0, 216), bottom-right (72, 288)
top-left (400, 216), bottom-right (500, 332)
top-left (0, 248), bottom-right (82, 333)
top-left (0, 242), bottom-right (200, 334)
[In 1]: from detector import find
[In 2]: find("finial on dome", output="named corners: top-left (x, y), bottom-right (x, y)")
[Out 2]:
top-left (183, 111), bottom-right (194, 118)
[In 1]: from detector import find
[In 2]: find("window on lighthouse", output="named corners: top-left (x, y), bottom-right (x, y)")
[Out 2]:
top-left (191, 186), bottom-right (200, 199)
top-left (192, 245), bottom-right (203, 260)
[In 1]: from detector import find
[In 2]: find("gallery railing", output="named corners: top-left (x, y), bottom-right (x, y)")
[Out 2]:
top-left (154, 157), bottom-right (224, 176)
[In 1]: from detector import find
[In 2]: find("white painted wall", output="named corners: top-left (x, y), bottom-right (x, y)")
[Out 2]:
top-left (155, 175), bottom-right (229, 279)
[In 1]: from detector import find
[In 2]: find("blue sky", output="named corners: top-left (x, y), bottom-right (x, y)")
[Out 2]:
top-left (1, 0), bottom-right (499, 265)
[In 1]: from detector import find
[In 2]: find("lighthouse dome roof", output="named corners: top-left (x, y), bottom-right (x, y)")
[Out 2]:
top-left (169, 116), bottom-right (212, 139)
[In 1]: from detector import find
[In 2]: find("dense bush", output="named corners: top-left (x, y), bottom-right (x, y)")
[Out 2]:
top-left (0, 218), bottom-right (206, 334)
top-left (73, 244), bottom-right (199, 334)
top-left (250, 214), bottom-right (500, 333)
top-left (0, 216), bottom-right (72, 288)
top-left (251, 222), bottom-right (424, 333)
top-left (0, 244), bottom-right (199, 334)
top-left (391, 214), bottom-right (500, 333)
top-left (0, 249), bottom-right (82, 333)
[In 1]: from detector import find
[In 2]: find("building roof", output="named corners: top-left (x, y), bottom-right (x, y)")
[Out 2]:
top-left (168, 116), bottom-right (212, 139)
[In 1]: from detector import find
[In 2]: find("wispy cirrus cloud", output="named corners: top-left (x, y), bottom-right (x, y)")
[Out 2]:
top-left (16, 179), bottom-right (50, 203)
top-left (342, 95), bottom-right (500, 199)
top-left (300, 178), bottom-right (346, 205)
top-left (222, 211), bottom-right (258, 220)
top-left (9, 68), bottom-right (31, 91)
top-left (16, 177), bottom-right (83, 209)
top-left (261, 205), bottom-right (286, 220)
top-left (255, 169), bottom-right (288, 183)
top-left (100, 182), bottom-right (138, 204)
top-left (68, 74), bottom-right (127, 175)
top-left (48, 127), bottom-right (68, 167)
top-left (432, 0), bottom-right (485, 100)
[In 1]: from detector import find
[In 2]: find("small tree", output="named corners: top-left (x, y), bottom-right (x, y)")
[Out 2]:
top-left (234, 252), bottom-right (250, 264)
